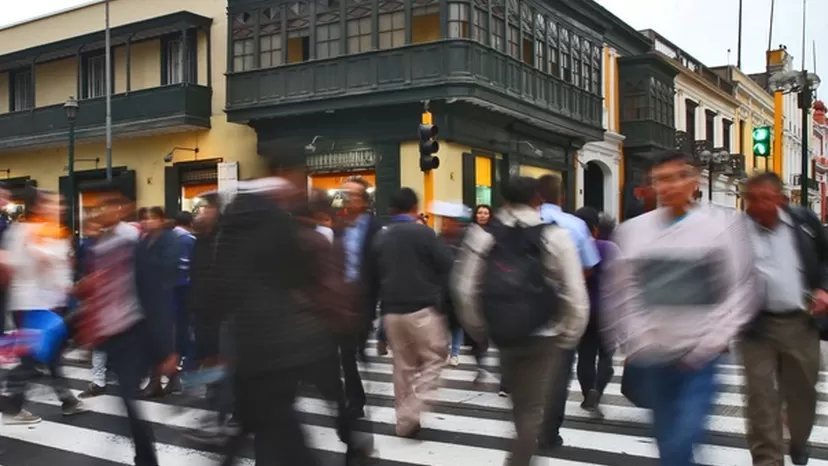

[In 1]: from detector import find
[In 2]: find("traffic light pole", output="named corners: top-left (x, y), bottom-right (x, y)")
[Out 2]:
top-left (422, 111), bottom-right (435, 228)
top-left (800, 70), bottom-right (811, 207)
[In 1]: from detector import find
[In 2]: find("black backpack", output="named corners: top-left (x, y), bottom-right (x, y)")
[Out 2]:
top-left (480, 221), bottom-right (559, 348)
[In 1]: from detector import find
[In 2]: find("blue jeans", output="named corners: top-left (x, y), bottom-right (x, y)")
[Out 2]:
top-left (376, 319), bottom-right (387, 343)
top-left (648, 358), bottom-right (718, 466)
top-left (450, 327), bottom-right (463, 356)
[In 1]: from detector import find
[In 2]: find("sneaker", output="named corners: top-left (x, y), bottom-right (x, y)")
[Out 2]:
top-left (376, 341), bottom-right (389, 356)
top-left (180, 426), bottom-right (228, 446)
top-left (62, 399), bottom-right (88, 416)
top-left (449, 355), bottom-right (460, 367)
top-left (498, 390), bottom-right (508, 398)
top-left (78, 382), bottom-right (106, 399)
top-left (4, 409), bottom-right (41, 425)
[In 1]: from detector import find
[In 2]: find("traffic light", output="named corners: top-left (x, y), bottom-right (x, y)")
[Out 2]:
top-left (419, 112), bottom-right (440, 172)
top-left (752, 126), bottom-right (772, 157)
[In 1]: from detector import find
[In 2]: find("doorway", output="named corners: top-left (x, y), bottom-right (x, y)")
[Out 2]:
top-left (583, 161), bottom-right (605, 212)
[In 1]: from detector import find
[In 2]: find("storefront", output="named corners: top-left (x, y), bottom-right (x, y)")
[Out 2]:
top-left (306, 149), bottom-right (377, 211)
top-left (462, 152), bottom-right (500, 209)
top-left (1, 176), bottom-right (37, 220)
top-left (59, 167), bottom-right (137, 235)
top-left (165, 159), bottom-right (224, 215)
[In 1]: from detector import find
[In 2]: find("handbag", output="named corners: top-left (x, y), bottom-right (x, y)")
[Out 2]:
top-left (620, 359), bottom-right (653, 409)
top-left (22, 309), bottom-right (68, 364)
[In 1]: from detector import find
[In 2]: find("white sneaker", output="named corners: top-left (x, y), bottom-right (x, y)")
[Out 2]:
top-left (449, 356), bottom-right (460, 367)
top-left (4, 409), bottom-right (41, 425)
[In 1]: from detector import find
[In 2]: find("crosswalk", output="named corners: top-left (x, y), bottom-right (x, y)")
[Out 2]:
top-left (2, 342), bottom-right (828, 465)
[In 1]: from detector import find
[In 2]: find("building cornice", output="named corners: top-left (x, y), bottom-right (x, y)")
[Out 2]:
top-left (669, 61), bottom-right (740, 108)
top-left (0, 0), bottom-right (105, 33)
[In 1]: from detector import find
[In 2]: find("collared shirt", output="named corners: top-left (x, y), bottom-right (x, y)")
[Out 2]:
top-left (344, 213), bottom-right (371, 282)
top-left (748, 209), bottom-right (806, 313)
top-left (540, 203), bottom-right (600, 269)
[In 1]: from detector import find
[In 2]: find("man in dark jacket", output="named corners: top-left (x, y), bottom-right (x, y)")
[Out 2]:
top-left (371, 187), bottom-right (454, 437)
top-left (742, 172), bottom-right (828, 465)
top-left (215, 172), bottom-right (337, 465)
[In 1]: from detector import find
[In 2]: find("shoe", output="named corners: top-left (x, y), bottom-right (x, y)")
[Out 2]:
top-left (498, 390), bottom-right (508, 398)
top-left (376, 341), bottom-right (388, 356)
top-left (449, 355), bottom-right (460, 367)
top-left (398, 423), bottom-right (421, 439)
top-left (61, 399), bottom-right (88, 416)
top-left (180, 426), bottom-right (228, 446)
top-left (4, 409), bottom-right (41, 425)
top-left (581, 389), bottom-right (599, 411)
top-left (538, 434), bottom-right (564, 450)
top-left (140, 379), bottom-right (164, 399)
top-left (790, 444), bottom-right (810, 465)
top-left (163, 375), bottom-right (183, 395)
top-left (473, 369), bottom-right (486, 385)
top-left (78, 382), bottom-right (106, 399)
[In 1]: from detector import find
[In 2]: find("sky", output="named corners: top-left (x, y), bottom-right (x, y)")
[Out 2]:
top-left (1, 0), bottom-right (826, 81)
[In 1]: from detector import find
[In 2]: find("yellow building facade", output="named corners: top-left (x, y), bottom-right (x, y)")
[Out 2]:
top-left (0, 0), bottom-right (260, 215)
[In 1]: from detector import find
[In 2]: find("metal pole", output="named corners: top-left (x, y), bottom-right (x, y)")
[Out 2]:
top-left (708, 161), bottom-right (714, 203)
top-left (68, 120), bottom-right (77, 250)
top-left (737, 0), bottom-right (743, 69)
top-left (801, 72), bottom-right (811, 206)
top-left (768, 0), bottom-right (775, 51)
top-left (105, 0), bottom-right (113, 181)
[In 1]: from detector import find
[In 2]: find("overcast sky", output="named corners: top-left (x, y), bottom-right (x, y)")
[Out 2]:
top-left (2, 0), bottom-right (825, 79)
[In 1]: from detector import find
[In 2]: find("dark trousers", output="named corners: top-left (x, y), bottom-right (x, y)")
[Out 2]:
top-left (222, 362), bottom-right (328, 466)
top-left (541, 348), bottom-right (576, 441)
top-left (339, 336), bottom-right (366, 417)
top-left (6, 311), bottom-right (73, 413)
top-left (576, 324), bottom-right (614, 398)
top-left (100, 322), bottom-right (158, 466)
top-left (174, 286), bottom-right (193, 368)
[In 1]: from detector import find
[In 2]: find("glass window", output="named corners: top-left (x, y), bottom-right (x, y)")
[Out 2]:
top-left (547, 19), bottom-right (558, 76)
top-left (378, 12), bottom-right (404, 49)
top-left (507, 25), bottom-right (519, 58)
top-left (316, 24), bottom-right (342, 58)
top-left (491, 17), bottom-right (505, 51)
top-left (232, 12), bottom-right (256, 71)
top-left (591, 43), bottom-right (601, 96)
top-left (346, 0), bottom-right (372, 53)
top-left (259, 8), bottom-right (283, 68)
top-left (286, 1), bottom-right (310, 63)
top-left (86, 55), bottom-right (107, 98)
top-left (471, 1), bottom-right (488, 44)
top-left (11, 69), bottom-right (33, 111)
top-left (571, 36), bottom-right (581, 88)
top-left (448, 3), bottom-right (470, 38)
top-left (559, 27), bottom-right (570, 82)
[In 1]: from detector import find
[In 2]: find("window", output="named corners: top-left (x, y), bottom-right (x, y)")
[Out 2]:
top-left (448, 3), bottom-right (470, 38)
top-left (547, 20), bottom-right (558, 76)
top-left (491, 0), bottom-right (505, 51)
top-left (507, 25), bottom-right (519, 58)
top-left (559, 28), bottom-right (570, 82)
top-left (722, 119), bottom-right (732, 152)
top-left (412, 3), bottom-right (440, 43)
top-left (685, 101), bottom-right (697, 141)
top-left (259, 7), bottom-right (283, 68)
top-left (316, 0), bottom-right (342, 59)
top-left (534, 14), bottom-right (545, 72)
top-left (520, 5), bottom-right (532, 65)
top-left (571, 36), bottom-right (581, 88)
top-left (232, 12), bottom-right (255, 71)
top-left (591, 43), bottom-right (601, 96)
top-left (622, 95), bottom-right (648, 120)
top-left (378, 12), bottom-right (404, 48)
top-left (506, 0), bottom-right (518, 58)
top-left (705, 110), bottom-right (716, 143)
top-left (10, 69), bottom-right (33, 111)
top-left (471, 0), bottom-right (488, 44)
top-left (346, 0), bottom-right (372, 53)
top-left (739, 119), bottom-right (746, 154)
top-left (286, 2), bottom-right (310, 63)
top-left (85, 54), bottom-right (106, 99)
top-left (164, 32), bottom-right (197, 84)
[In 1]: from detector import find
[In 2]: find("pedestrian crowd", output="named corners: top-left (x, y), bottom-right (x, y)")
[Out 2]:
top-left (0, 148), bottom-right (825, 466)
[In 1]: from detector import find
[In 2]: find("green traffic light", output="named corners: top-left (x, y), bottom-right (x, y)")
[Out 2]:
top-left (753, 143), bottom-right (769, 156)
top-left (753, 127), bottom-right (771, 141)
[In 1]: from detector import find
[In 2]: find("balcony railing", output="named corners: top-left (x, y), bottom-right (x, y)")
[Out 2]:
top-left (226, 40), bottom-right (603, 130)
top-left (0, 84), bottom-right (212, 150)
top-left (620, 120), bottom-right (675, 150)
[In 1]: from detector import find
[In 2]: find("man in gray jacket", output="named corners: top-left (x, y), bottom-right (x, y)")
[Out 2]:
top-left (452, 176), bottom-right (589, 466)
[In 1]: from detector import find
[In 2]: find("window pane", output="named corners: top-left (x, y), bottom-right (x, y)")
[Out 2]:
top-left (318, 26), bottom-right (329, 41)
top-left (233, 57), bottom-right (244, 71)
top-left (379, 32), bottom-right (392, 49)
top-left (261, 53), bottom-right (272, 68)
top-left (244, 55), bottom-right (254, 70)
top-left (379, 13), bottom-right (392, 30)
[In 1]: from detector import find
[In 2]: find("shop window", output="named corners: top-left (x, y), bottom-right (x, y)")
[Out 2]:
top-left (547, 19), bottom-right (558, 76)
top-left (379, 11), bottom-right (405, 49)
top-left (475, 156), bottom-right (493, 206)
top-left (232, 12), bottom-right (255, 71)
top-left (412, 3), bottom-right (440, 44)
top-left (471, 0), bottom-right (488, 45)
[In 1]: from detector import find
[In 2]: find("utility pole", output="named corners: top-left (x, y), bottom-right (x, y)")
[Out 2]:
top-left (105, 0), bottom-right (113, 181)
top-left (800, 71), bottom-right (812, 206)
top-left (736, 0), bottom-right (743, 69)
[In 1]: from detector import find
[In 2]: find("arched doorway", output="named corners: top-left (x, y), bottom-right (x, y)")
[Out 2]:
top-left (583, 161), bottom-right (605, 212)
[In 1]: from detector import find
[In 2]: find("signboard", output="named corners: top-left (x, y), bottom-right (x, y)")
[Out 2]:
top-left (307, 150), bottom-right (376, 172)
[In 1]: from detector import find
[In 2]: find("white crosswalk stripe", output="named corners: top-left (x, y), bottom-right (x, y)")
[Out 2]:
top-left (1, 341), bottom-right (827, 465)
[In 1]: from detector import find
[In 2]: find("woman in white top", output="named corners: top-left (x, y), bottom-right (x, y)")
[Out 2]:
top-left (2, 188), bottom-right (85, 425)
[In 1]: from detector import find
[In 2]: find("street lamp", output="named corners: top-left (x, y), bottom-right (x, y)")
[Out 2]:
top-left (769, 69), bottom-right (821, 207)
top-left (64, 97), bottom-right (78, 249)
top-left (693, 140), bottom-right (733, 204)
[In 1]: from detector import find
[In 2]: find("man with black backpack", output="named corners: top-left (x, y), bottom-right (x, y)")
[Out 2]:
top-left (452, 176), bottom-right (589, 466)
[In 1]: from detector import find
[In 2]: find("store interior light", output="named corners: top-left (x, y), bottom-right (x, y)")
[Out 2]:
top-left (367, 187), bottom-right (375, 194)
top-left (327, 189), bottom-right (337, 196)
top-left (4, 203), bottom-right (16, 213)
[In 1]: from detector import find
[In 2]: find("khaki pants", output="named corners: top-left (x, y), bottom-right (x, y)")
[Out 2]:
top-left (384, 307), bottom-right (448, 436)
top-left (500, 337), bottom-right (561, 466)
top-left (740, 312), bottom-right (821, 466)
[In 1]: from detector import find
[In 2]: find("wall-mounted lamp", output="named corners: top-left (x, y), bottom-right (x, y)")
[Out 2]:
top-left (164, 147), bottom-right (199, 163)
top-left (305, 136), bottom-right (336, 154)
top-left (517, 141), bottom-right (544, 157)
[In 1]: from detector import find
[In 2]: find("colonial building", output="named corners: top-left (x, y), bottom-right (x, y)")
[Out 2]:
top-left (575, 11), bottom-right (654, 218)
top-left (225, 0), bottom-right (666, 213)
top-left (812, 100), bottom-right (827, 220)
top-left (642, 29), bottom-right (744, 209)
top-left (0, 0), bottom-right (259, 222)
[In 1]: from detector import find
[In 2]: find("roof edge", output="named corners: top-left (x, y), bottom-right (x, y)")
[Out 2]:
top-left (0, 0), bottom-right (107, 33)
